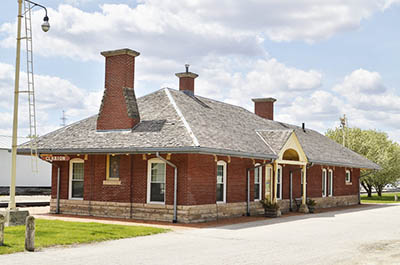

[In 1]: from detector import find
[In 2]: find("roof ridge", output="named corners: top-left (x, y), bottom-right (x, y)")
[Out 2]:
top-left (164, 88), bottom-right (200, 147)
top-left (255, 131), bottom-right (277, 155)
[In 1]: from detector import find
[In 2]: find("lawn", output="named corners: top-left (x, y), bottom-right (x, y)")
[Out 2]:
top-left (361, 192), bottom-right (400, 204)
top-left (0, 219), bottom-right (168, 255)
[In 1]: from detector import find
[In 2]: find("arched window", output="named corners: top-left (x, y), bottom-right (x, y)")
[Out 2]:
top-left (69, 158), bottom-right (84, 199)
top-left (147, 158), bottom-right (166, 203)
top-left (322, 169), bottom-right (327, 197)
top-left (282, 149), bottom-right (300, 161)
top-left (254, 164), bottom-right (262, 201)
top-left (277, 165), bottom-right (283, 200)
top-left (328, 169), bottom-right (333, 197)
top-left (216, 161), bottom-right (227, 203)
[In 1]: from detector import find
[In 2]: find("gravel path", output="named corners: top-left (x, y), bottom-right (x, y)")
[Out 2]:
top-left (1, 204), bottom-right (400, 265)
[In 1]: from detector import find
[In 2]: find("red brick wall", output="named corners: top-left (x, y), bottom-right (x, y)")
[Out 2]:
top-left (254, 101), bottom-right (274, 120)
top-left (96, 53), bottom-right (139, 130)
top-left (51, 154), bottom-right (360, 206)
top-left (302, 165), bottom-right (360, 198)
top-left (281, 165), bottom-right (303, 200)
top-left (179, 77), bottom-right (195, 93)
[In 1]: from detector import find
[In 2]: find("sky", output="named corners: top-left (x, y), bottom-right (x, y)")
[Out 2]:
top-left (1, 0), bottom-right (400, 144)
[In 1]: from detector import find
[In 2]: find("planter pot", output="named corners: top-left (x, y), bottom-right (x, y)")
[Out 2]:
top-left (308, 206), bottom-right (315, 213)
top-left (264, 208), bottom-right (281, 218)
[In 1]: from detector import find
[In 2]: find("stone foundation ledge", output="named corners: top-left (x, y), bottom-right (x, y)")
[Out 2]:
top-left (50, 199), bottom-right (264, 223)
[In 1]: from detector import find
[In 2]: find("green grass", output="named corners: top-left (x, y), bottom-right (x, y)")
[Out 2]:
top-left (361, 192), bottom-right (400, 204)
top-left (0, 219), bottom-right (168, 255)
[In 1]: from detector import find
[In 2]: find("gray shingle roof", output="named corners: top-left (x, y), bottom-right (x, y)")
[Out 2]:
top-left (256, 130), bottom-right (293, 155)
top-left (19, 88), bottom-right (379, 169)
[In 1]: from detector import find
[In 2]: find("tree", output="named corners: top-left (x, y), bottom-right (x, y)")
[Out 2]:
top-left (326, 127), bottom-right (400, 197)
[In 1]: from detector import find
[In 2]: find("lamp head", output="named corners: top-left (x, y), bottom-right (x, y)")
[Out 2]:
top-left (41, 16), bottom-right (50, 32)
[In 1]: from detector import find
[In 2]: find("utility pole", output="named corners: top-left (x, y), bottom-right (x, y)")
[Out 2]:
top-left (340, 114), bottom-right (347, 147)
top-left (6, 0), bottom-right (50, 226)
top-left (60, 110), bottom-right (67, 127)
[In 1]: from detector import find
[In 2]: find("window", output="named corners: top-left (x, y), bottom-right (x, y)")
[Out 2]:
top-left (346, 170), bottom-right (352, 184)
top-left (277, 165), bottom-right (282, 200)
top-left (328, 169), bottom-right (333, 197)
top-left (216, 161), bottom-right (227, 203)
top-left (104, 155), bottom-right (122, 185)
top-left (108, 155), bottom-right (120, 179)
top-left (69, 158), bottom-right (84, 199)
top-left (254, 164), bottom-right (262, 200)
top-left (147, 158), bottom-right (166, 203)
top-left (322, 169), bottom-right (327, 197)
top-left (265, 166), bottom-right (272, 201)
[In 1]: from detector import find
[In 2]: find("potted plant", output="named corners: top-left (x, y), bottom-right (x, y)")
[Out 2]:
top-left (306, 199), bottom-right (317, 213)
top-left (260, 199), bottom-right (281, 218)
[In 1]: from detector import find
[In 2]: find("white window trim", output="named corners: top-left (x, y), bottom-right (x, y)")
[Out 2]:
top-left (69, 158), bottom-right (84, 200)
top-left (277, 165), bottom-right (283, 200)
top-left (322, 169), bottom-right (327, 197)
top-left (147, 158), bottom-right (166, 204)
top-left (217, 160), bottom-right (227, 203)
top-left (328, 169), bottom-right (333, 197)
top-left (345, 170), bottom-right (352, 185)
top-left (254, 164), bottom-right (262, 201)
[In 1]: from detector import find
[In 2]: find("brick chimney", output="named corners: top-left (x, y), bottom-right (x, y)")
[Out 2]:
top-left (96, 48), bottom-right (140, 131)
top-left (252, 98), bottom-right (277, 120)
top-left (175, 64), bottom-right (198, 95)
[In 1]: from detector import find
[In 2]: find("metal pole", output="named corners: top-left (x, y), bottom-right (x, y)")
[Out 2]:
top-left (246, 170), bottom-right (250, 216)
top-left (56, 166), bottom-right (60, 214)
top-left (289, 170), bottom-right (292, 212)
top-left (9, 0), bottom-right (23, 211)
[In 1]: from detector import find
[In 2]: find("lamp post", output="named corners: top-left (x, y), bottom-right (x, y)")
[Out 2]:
top-left (6, 0), bottom-right (49, 225)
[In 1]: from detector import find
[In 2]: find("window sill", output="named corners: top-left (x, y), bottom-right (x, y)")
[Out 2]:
top-left (147, 201), bottom-right (165, 205)
top-left (103, 179), bottom-right (121, 185)
top-left (216, 201), bottom-right (226, 204)
top-left (345, 182), bottom-right (353, 185)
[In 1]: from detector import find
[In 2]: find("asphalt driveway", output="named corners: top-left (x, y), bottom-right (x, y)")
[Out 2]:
top-left (2, 204), bottom-right (400, 265)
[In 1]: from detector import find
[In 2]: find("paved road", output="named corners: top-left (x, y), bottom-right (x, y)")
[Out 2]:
top-left (2, 204), bottom-right (400, 265)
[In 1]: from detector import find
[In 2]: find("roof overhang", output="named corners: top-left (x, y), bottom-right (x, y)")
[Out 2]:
top-left (17, 146), bottom-right (278, 161)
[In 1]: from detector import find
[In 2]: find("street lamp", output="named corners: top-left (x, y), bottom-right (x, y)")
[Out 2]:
top-left (5, 0), bottom-right (50, 226)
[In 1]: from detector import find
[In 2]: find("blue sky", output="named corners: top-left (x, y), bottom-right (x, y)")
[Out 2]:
top-left (1, 0), bottom-right (400, 143)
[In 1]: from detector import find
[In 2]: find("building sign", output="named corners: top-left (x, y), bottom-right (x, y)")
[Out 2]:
top-left (40, 154), bottom-right (70, 162)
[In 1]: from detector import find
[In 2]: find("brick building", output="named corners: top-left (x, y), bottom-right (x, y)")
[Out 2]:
top-left (19, 48), bottom-right (379, 223)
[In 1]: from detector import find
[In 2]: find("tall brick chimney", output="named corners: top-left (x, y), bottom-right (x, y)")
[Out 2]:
top-left (252, 98), bottom-right (277, 120)
top-left (96, 48), bottom-right (140, 131)
top-left (175, 64), bottom-right (198, 95)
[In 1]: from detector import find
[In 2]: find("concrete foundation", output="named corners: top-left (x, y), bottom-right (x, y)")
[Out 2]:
top-left (0, 209), bottom-right (30, 226)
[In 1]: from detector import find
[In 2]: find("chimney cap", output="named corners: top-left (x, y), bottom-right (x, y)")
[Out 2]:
top-left (252, 97), bottom-right (277, 103)
top-left (101, 48), bottom-right (140, 58)
top-left (175, 72), bottom-right (199, 78)
top-left (176, 64), bottom-right (198, 79)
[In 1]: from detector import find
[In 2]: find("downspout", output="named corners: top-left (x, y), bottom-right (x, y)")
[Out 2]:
top-left (289, 170), bottom-right (293, 212)
top-left (156, 152), bottom-right (178, 223)
top-left (246, 159), bottom-right (275, 216)
top-left (51, 162), bottom-right (61, 214)
top-left (57, 166), bottom-right (60, 214)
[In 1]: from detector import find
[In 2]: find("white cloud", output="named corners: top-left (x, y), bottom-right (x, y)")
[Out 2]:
top-left (332, 68), bottom-right (400, 137)
top-left (0, 1), bottom-right (391, 62)
top-left (333, 68), bottom-right (400, 112)
top-left (0, 62), bottom-right (100, 137)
